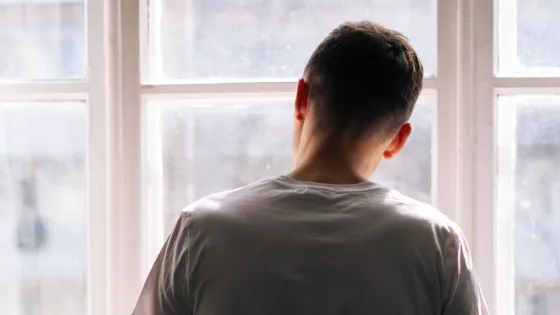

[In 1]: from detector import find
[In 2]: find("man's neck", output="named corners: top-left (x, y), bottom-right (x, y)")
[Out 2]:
top-left (290, 143), bottom-right (379, 185)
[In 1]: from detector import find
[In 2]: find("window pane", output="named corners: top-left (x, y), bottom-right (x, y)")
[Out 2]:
top-left (500, 0), bottom-right (560, 75)
top-left (0, 1), bottom-right (85, 80)
top-left (145, 0), bottom-right (436, 82)
top-left (374, 96), bottom-right (432, 203)
top-left (498, 95), bottom-right (560, 315)
top-left (0, 103), bottom-right (87, 315)
top-left (143, 96), bottom-right (432, 234)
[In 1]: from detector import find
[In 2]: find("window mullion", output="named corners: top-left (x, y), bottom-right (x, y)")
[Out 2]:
top-left (108, 0), bottom-right (143, 314)
top-left (120, 0), bottom-right (143, 310)
top-left (140, 79), bottom-right (437, 96)
top-left (494, 77), bottom-right (560, 91)
top-left (0, 82), bottom-right (87, 101)
top-left (87, 0), bottom-right (142, 315)
top-left (86, 0), bottom-right (109, 314)
top-left (473, 0), bottom-right (498, 313)
top-left (435, 0), bottom-right (461, 220)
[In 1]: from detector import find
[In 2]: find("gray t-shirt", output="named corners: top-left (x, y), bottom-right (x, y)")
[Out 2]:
top-left (134, 176), bottom-right (485, 315)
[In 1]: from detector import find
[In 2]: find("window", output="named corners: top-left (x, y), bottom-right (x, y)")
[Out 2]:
top-left (145, 0), bottom-right (436, 81)
top-left (499, 0), bottom-right (560, 75)
top-left (0, 103), bottom-right (87, 315)
top-left (497, 96), bottom-right (560, 315)
top-left (0, 1), bottom-right (84, 80)
top-left (482, 1), bottom-right (560, 315)
top-left (0, 1), bottom-right (87, 314)
top-left (2, 0), bottom-right (560, 314)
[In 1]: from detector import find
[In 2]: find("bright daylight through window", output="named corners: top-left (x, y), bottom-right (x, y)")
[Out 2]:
top-left (0, 0), bottom-right (559, 315)
top-left (145, 0), bottom-right (436, 81)
top-left (0, 1), bottom-right (86, 315)
top-left (495, 0), bottom-right (560, 314)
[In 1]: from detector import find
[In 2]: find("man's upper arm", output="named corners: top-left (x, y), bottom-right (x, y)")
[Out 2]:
top-left (441, 225), bottom-right (488, 315)
top-left (132, 212), bottom-right (193, 315)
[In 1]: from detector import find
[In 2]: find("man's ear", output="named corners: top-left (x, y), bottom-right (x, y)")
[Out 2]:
top-left (383, 123), bottom-right (412, 160)
top-left (294, 78), bottom-right (310, 122)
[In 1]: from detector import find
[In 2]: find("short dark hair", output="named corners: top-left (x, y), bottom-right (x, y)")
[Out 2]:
top-left (304, 21), bottom-right (423, 138)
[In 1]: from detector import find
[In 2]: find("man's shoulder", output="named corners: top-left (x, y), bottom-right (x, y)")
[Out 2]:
top-left (181, 177), bottom-right (278, 216)
top-left (174, 178), bottom-right (282, 236)
top-left (377, 188), bottom-right (461, 235)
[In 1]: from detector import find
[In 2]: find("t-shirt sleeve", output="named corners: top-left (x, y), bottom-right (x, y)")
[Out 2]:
top-left (441, 225), bottom-right (488, 315)
top-left (132, 212), bottom-right (193, 315)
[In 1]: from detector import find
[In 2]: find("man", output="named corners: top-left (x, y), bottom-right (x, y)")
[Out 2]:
top-left (134, 21), bottom-right (486, 315)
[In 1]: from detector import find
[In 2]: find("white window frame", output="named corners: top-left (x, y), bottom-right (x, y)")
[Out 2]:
top-left (1, 0), bottom-right (559, 314)
top-left (472, 0), bottom-right (560, 314)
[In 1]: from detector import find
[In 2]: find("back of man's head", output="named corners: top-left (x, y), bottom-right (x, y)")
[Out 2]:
top-left (304, 21), bottom-right (424, 139)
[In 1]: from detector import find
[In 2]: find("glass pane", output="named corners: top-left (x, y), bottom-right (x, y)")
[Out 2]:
top-left (145, 0), bottom-right (436, 82)
top-left (0, 1), bottom-right (85, 80)
top-left (374, 96), bottom-right (432, 203)
top-left (500, 0), bottom-right (560, 75)
top-left (143, 96), bottom-right (432, 235)
top-left (0, 103), bottom-right (87, 315)
top-left (498, 95), bottom-right (560, 315)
